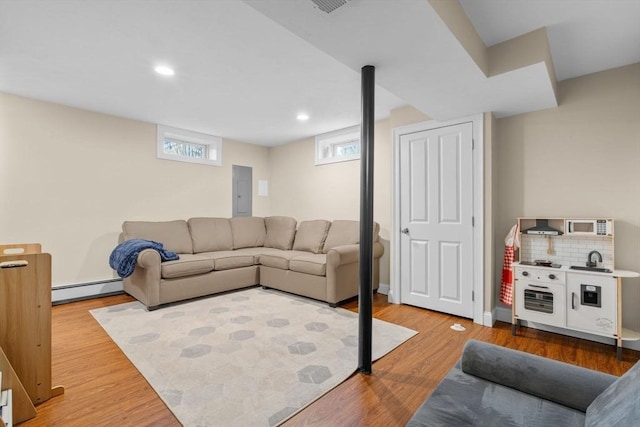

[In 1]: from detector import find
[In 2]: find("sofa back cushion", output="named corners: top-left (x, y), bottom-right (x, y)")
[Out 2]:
top-left (229, 217), bottom-right (266, 249)
top-left (322, 220), bottom-right (380, 253)
top-left (264, 216), bottom-right (297, 250)
top-left (122, 220), bottom-right (193, 254)
top-left (460, 339), bottom-right (616, 412)
top-left (586, 360), bottom-right (640, 426)
top-left (292, 220), bottom-right (331, 254)
top-left (187, 217), bottom-right (233, 253)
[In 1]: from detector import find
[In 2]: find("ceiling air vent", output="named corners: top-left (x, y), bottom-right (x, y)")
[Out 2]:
top-left (310, 0), bottom-right (348, 14)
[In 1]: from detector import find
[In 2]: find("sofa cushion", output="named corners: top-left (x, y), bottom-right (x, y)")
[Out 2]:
top-left (406, 366), bottom-right (585, 427)
top-left (187, 217), bottom-right (233, 252)
top-left (259, 250), bottom-right (308, 270)
top-left (460, 339), bottom-right (616, 412)
top-left (586, 360), bottom-right (640, 427)
top-left (322, 221), bottom-right (380, 253)
top-left (232, 247), bottom-right (283, 264)
top-left (229, 217), bottom-right (266, 249)
top-left (264, 216), bottom-right (297, 250)
top-left (292, 220), bottom-right (331, 254)
top-left (289, 254), bottom-right (327, 276)
top-left (123, 220), bottom-right (193, 254)
top-left (322, 220), bottom-right (359, 253)
top-left (199, 251), bottom-right (255, 271)
top-left (160, 254), bottom-right (214, 279)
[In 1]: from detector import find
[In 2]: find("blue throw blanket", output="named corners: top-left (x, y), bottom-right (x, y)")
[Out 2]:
top-left (109, 239), bottom-right (179, 278)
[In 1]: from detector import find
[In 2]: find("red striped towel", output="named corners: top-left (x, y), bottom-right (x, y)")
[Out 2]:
top-left (499, 224), bottom-right (519, 306)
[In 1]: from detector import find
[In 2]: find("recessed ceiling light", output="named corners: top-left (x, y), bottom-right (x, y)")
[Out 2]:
top-left (154, 65), bottom-right (175, 76)
top-left (296, 113), bottom-right (309, 121)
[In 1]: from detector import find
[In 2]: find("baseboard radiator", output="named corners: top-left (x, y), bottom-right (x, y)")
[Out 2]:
top-left (52, 279), bottom-right (124, 305)
top-left (53, 280), bottom-right (385, 305)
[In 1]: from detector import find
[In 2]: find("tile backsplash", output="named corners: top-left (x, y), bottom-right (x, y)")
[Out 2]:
top-left (519, 235), bottom-right (613, 268)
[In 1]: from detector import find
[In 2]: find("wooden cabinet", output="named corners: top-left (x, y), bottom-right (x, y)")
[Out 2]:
top-left (0, 244), bottom-right (64, 424)
top-left (566, 273), bottom-right (617, 336)
top-left (1, 347), bottom-right (36, 425)
top-left (513, 264), bottom-right (639, 360)
top-left (511, 219), bottom-right (640, 360)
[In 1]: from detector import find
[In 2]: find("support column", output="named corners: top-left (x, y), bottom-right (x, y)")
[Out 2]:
top-left (358, 65), bottom-right (375, 374)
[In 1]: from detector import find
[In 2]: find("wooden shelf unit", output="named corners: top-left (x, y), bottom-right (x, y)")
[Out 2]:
top-left (517, 217), bottom-right (615, 238)
top-left (1, 346), bottom-right (36, 424)
top-left (516, 217), bottom-right (615, 266)
top-left (0, 244), bottom-right (64, 424)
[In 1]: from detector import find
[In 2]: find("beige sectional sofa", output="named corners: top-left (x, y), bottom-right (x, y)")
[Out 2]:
top-left (120, 216), bottom-right (383, 310)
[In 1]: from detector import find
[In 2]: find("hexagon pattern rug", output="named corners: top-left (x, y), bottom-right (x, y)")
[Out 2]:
top-left (90, 288), bottom-right (417, 426)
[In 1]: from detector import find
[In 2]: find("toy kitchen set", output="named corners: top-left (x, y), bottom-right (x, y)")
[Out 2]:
top-left (511, 217), bottom-right (639, 360)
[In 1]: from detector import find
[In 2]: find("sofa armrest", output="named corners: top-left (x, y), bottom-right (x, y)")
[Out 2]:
top-left (373, 241), bottom-right (384, 259)
top-left (326, 244), bottom-right (359, 267)
top-left (461, 340), bottom-right (617, 412)
top-left (122, 249), bottom-right (162, 309)
top-left (137, 248), bottom-right (161, 268)
top-left (326, 242), bottom-right (384, 267)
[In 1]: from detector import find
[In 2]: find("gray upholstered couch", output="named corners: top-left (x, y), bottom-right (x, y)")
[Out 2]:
top-left (407, 339), bottom-right (639, 426)
top-left (120, 216), bottom-right (383, 310)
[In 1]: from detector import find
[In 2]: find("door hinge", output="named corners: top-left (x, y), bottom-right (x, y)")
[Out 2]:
top-left (472, 216), bottom-right (475, 227)
top-left (472, 290), bottom-right (475, 301)
top-left (472, 139), bottom-right (475, 149)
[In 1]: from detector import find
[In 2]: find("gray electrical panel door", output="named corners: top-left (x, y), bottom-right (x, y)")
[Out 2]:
top-left (232, 165), bottom-right (252, 217)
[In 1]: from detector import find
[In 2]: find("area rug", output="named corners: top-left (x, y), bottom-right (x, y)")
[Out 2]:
top-left (90, 288), bottom-right (417, 427)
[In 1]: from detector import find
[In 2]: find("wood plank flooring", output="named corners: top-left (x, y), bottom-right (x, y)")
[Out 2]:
top-left (21, 291), bottom-right (639, 426)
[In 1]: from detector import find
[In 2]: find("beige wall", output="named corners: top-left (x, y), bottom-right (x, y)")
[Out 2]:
top-left (484, 112), bottom-right (497, 312)
top-left (389, 105), bottom-right (431, 129)
top-left (495, 63), bottom-right (640, 333)
top-left (2, 62), bottom-right (637, 327)
top-left (0, 93), bottom-right (270, 286)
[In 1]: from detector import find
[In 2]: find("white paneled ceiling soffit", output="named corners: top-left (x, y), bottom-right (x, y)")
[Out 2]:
top-left (245, 0), bottom-right (558, 120)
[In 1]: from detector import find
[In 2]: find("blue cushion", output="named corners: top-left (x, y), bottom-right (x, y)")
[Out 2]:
top-left (585, 360), bottom-right (640, 426)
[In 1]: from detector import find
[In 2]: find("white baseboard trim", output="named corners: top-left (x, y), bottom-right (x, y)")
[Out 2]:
top-left (377, 283), bottom-right (390, 296)
top-left (387, 290), bottom-right (397, 304)
top-left (52, 279), bottom-right (124, 304)
top-left (496, 305), bottom-right (640, 351)
top-left (483, 309), bottom-right (496, 327)
top-left (52, 280), bottom-right (391, 305)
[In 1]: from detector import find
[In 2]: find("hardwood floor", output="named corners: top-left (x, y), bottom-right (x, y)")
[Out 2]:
top-left (21, 292), bottom-right (639, 426)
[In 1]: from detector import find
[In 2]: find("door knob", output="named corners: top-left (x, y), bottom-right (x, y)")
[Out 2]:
top-left (401, 228), bottom-right (409, 234)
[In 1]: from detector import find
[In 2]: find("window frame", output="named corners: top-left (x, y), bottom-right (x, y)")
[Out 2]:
top-left (157, 124), bottom-right (222, 166)
top-left (315, 125), bottom-right (361, 166)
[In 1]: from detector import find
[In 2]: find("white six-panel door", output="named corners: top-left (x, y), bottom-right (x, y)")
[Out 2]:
top-left (399, 122), bottom-right (474, 318)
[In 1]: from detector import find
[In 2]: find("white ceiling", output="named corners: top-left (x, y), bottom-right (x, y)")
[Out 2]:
top-left (245, 0), bottom-right (558, 122)
top-left (1, 0), bottom-right (638, 146)
top-left (459, 0), bottom-right (640, 81)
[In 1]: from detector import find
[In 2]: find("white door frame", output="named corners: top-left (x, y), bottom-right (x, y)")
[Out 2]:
top-left (390, 114), bottom-right (484, 325)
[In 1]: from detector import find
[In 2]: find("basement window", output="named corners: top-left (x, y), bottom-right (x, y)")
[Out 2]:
top-left (315, 125), bottom-right (361, 165)
top-left (157, 125), bottom-right (222, 166)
